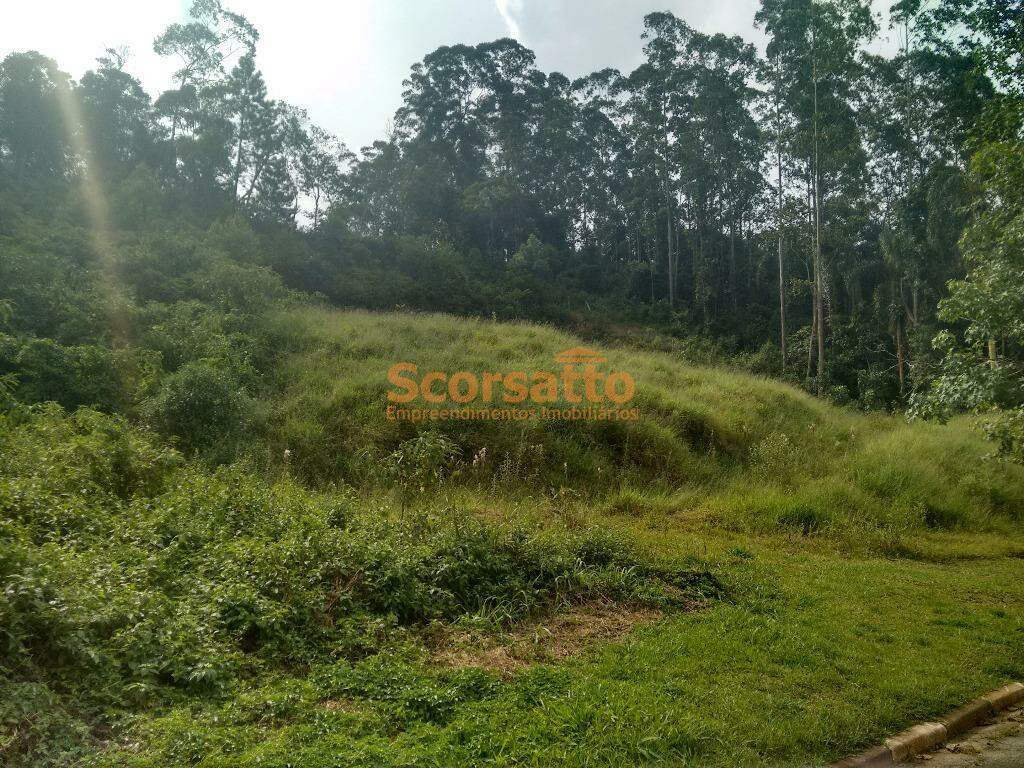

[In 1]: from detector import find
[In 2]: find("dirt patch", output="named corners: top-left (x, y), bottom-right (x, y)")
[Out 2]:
top-left (319, 698), bottom-right (361, 714)
top-left (906, 707), bottom-right (1024, 766)
top-left (428, 600), bottom-right (663, 675)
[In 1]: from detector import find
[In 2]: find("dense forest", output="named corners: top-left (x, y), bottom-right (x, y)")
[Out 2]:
top-left (1, 0), bottom-right (1023, 438)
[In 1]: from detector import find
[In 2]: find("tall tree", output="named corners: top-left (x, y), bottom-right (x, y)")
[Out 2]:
top-left (153, 0), bottom-right (257, 178)
top-left (0, 51), bottom-right (72, 180)
top-left (757, 0), bottom-right (876, 392)
top-left (76, 50), bottom-right (154, 176)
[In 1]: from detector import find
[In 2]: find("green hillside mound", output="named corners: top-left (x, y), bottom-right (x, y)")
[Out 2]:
top-left (4, 308), bottom-right (1024, 767)
top-left (270, 308), bottom-right (1024, 542)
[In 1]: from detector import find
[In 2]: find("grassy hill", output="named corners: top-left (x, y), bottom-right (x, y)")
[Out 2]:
top-left (3, 307), bottom-right (1024, 767)
top-left (269, 308), bottom-right (1024, 548)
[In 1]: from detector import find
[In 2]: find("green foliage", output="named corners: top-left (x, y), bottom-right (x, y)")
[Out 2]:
top-left (61, 527), bottom-right (1024, 768)
top-left (913, 111), bottom-right (1024, 459)
top-left (0, 336), bottom-right (127, 411)
top-left (0, 406), bottom-right (702, 766)
top-left (145, 361), bottom-right (254, 452)
top-left (982, 407), bottom-right (1024, 464)
top-left (906, 1), bottom-right (1024, 458)
top-left (1, 3), bottom-right (1023, 766)
top-left (3, 1), bottom-right (1002, 411)
top-left (0, 52), bottom-right (72, 179)
top-left (941, 134), bottom-right (1024, 345)
top-left (383, 431), bottom-right (462, 502)
top-left (908, 333), bottom-right (1020, 420)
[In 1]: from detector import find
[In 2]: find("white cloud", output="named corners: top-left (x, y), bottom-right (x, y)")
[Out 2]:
top-left (494, 0), bottom-right (524, 41)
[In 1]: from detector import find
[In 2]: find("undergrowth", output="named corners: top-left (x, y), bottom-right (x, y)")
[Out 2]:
top-left (0, 404), bottom-right (717, 767)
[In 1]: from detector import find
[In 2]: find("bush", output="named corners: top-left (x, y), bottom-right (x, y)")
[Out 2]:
top-left (983, 407), bottom-right (1024, 464)
top-left (0, 408), bottom-right (716, 766)
top-left (0, 403), bottom-right (180, 503)
top-left (382, 430), bottom-right (462, 502)
top-left (147, 361), bottom-right (253, 452)
top-left (0, 335), bottom-right (126, 411)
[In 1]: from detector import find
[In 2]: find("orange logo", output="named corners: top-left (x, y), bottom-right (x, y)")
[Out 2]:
top-left (385, 348), bottom-right (638, 422)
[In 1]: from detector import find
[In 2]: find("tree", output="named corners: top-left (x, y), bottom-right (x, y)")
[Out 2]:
top-left (909, 0), bottom-right (1024, 458)
top-left (153, 0), bottom-right (257, 178)
top-left (295, 121), bottom-right (350, 229)
top-left (757, 0), bottom-right (876, 392)
top-left (76, 51), bottom-right (154, 176)
top-left (0, 51), bottom-right (72, 180)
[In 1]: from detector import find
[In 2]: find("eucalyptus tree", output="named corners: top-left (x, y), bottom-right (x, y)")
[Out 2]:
top-left (622, 13), bottom-right (692, 311)
top-left (756, 0), bottom-right (875, 391)
top-left (860, 16), bottom-right (993, 393)
top-left (152, 0), bottom-right (257, 178)
top-left (396, 44), bottom-right (489, 195)
top-left (760, 49), bottom-right (795, 364)
top-left (571, 69), bottom-right (630, 265)
top-left (682, 30), bottom-right (763, 321)
top-left (622, 13), bottom-right (763, 321)
top-left (475, 39), bottom-right (546, 185)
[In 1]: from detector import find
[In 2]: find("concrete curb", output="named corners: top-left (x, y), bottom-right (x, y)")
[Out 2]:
top-left (830, 682), bottom-right (1024, 767)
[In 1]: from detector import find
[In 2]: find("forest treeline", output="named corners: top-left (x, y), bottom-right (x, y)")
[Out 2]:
top-left (0, 0), bottom-right (1022, 437)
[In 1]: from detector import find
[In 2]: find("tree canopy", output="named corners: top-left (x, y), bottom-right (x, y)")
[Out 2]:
top-left (1, 0), bottom-right (1022, 436)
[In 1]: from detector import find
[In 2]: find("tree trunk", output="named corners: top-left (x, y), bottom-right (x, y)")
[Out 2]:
top-left (807, 294), bottom-right (816, 381)
top-left (665, 188), bottom-right (674, 310)
top-left (671, 213), bottom-right (680, 309)
top-left (729, 221), bottom-right (738, 312)
top-left (232, 117), bottom-right (246, 203)
top-left (811, 6), bottom-right (825, 393)
top-left (896, 318), bottom-right (906, 395)
top-left (776, 88), bottom-right (787, 367)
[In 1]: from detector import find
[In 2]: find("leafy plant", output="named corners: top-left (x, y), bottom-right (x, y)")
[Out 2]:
top-left (146, 360), bottom-right (254, 452)
top-left (383, 431), bottom-right (462, 504)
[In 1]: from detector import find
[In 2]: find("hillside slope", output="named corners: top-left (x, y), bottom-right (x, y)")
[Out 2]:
top-left (3, 308), bottom-right (1024, 768)
top-left (269, 308), bottom-right (1024, 546)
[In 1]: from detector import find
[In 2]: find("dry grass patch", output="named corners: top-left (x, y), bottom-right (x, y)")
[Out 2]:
top-left (318, 699), bottom-right (362, 714)
top-left (429, 600), bottom-right (664, 675)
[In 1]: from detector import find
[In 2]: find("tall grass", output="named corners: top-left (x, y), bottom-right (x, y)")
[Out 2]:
top-left (267, 308), bottom-right (1024, 540)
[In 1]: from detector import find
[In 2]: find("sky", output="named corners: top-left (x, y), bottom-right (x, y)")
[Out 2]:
top-left (1, 0), bottom-right (901, 153)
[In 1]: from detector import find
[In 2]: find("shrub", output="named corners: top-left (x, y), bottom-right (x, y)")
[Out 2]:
top-left (0, 403), bottom-right (180, 504)
top-left (982, 407), bottom-right (1024, 464)
top-left (147, 361), bottom-right (253, 452)
top-left (382, 430), bottom-right (462, 502)
top-left (0, 335), bottom-right (125, 411)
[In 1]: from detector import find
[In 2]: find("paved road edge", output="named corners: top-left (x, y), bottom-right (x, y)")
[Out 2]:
top-left (830, 682), bottom-right (1024, 768)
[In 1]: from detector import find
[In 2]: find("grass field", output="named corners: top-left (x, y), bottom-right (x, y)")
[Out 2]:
top-left (5, 308), bottom-right (1024, 767)
top-left (81, 520), bottom-right (1024, 768)
top-left (269, 308), bottom-right (1024, 544)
